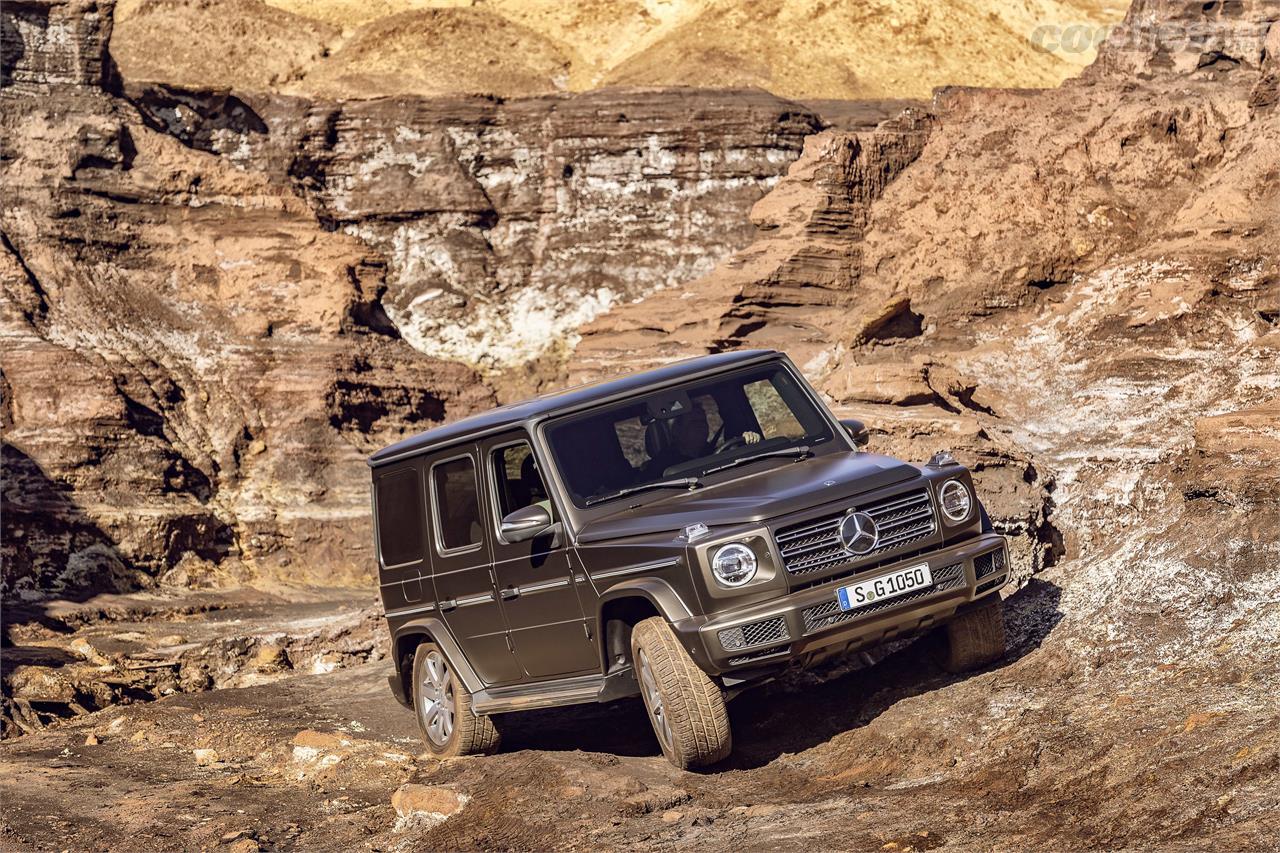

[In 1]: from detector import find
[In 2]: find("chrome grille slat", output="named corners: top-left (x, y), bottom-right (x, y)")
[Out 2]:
top-left (774, 518), bottom-right (841, 544)
top-left (775, 487), bottom-right (938, 576)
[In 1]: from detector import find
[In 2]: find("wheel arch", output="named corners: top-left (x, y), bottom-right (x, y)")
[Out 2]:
top-left (596, 578), bottom-right (692, 673)
top-left (391, 616), bottom-right (485, 697)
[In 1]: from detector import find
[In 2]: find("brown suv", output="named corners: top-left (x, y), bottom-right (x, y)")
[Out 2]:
top-left (370, 350), bottom-right (1009, 768)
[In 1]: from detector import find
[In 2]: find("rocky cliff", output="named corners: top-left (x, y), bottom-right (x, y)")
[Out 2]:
top-left (0, 0), bottom-right (843, 597)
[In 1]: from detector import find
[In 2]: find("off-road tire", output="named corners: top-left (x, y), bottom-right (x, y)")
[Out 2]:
top-left (412, 641), bottom-right (500, 757)
top-left (942, 597), bottom-right (1007, 673)
top-left (630, 616), bottom-right (732, 769)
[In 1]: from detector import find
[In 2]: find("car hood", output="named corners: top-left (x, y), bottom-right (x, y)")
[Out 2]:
top-left (576, 451), bottom-right (920, 544)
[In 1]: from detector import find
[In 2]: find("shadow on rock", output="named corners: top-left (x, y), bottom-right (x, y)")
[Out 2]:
top-left (725, 578), bottom-right (1064, 769)
top-left (1, 443), bottom-right (142, 642)
top-left (484, 579), bottom-right (1064, 766)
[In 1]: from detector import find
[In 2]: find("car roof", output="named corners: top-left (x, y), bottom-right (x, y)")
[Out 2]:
top-left (368, 349), bottom-right (782, 467)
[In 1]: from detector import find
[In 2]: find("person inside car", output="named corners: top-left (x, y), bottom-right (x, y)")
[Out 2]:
top-left (644, 400), bottom-right (760, 476)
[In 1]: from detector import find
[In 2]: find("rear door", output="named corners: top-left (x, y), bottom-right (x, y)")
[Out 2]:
top-left (425, 447), bottom-right (523, 686)
top-left (482, 434), bottom-right (599, 679)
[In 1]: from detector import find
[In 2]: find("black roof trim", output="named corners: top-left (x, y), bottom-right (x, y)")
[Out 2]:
top-left (368, 350), bottom-right (781, 468)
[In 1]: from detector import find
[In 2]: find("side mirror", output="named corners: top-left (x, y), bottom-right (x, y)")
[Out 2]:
top-left (500, 504), bottom-right (554, 543)
top-left (840, 418), bottom-right (870, 448)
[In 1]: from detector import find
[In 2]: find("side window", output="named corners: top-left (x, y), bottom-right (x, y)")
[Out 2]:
top-left (376, 468), bottom-right (424, 566)
top-left (431, 456), bottom-right (482, 552)
top-left (492, 443), bottom-right (553, 521)
top-left (744, 378), bottom-right (805, 440)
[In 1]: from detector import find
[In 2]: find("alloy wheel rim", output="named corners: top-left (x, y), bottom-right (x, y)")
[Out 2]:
top-left (419, 650), bottom-right (456, 747)
top-left (637, 648), bottom-right (673, 752)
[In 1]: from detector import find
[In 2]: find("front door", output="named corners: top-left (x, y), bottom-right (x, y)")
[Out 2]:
top-left (426, 447), bottom-right (523, 686)
top-left (482, 435), bottom-right (599, 679)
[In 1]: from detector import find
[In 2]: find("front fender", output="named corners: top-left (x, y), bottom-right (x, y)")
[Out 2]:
top-left (596, 576), bottom-right (695, 624)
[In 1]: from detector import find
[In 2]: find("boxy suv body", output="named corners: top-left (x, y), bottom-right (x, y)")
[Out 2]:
top-left (370, 350), bottom-right (1010, 767)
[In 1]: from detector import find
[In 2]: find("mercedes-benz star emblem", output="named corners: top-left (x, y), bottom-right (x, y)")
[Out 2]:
top-left (838, 511), bottom-right (879, 555)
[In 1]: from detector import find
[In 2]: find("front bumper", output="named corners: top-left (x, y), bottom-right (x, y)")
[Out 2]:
top-left (676, 533), bottom-right (1010, 677)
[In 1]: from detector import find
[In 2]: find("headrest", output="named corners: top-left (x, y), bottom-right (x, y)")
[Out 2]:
top-left (520, 452), bottom-right (538, 483)
top-left (644, 420), bottom-right (668, 459)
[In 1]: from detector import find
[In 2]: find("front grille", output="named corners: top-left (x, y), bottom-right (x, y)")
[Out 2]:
top-left (775, 488), bottom-right (937, 577)
top-left (801, 561), bottom-right (966, 634)
top-left (728, 644), bottom-right (790, 666)
top-left (975, 547), bottom-right (1006, 580)
top-left (718, 616), bottom-right (789, 651)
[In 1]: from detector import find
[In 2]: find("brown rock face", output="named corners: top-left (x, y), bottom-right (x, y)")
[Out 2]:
top-left (0, 1), bottom-right (829, 596)
top-left (0, 0), bottom-right (492, 594)
top-left (569, 111), bottom-right (935, 380)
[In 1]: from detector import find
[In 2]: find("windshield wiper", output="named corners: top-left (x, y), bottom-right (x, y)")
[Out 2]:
top-left (702, 445), bottom-right (811, 476)
top-left (584, 476), bottom-right (701, 507)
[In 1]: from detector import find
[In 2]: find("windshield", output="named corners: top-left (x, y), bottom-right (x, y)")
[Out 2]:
top-left (546, 363), bottom-right (836, 508)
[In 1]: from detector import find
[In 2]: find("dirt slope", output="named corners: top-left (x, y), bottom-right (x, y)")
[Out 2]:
top-left (109, 0), bottom-right (1130, 98)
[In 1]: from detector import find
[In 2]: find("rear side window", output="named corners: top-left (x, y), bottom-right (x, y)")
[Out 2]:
top-left (432, 456), bottom-right (482, 552)
top-left (375, 468), bottom-right (424, 566)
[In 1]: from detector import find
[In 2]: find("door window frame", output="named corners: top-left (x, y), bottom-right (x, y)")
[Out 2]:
top-left (428, 450), bottom-right (486, 557)
top-left (486, 436), bottom-right (558, 547)
top-left (373, 465), bottom-right (428, 570)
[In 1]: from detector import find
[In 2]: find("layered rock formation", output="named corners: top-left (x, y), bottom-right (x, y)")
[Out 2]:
top-left (0, 0), bottom-right (492, 594)
top-left (0, 0), bottom-right (836, 597)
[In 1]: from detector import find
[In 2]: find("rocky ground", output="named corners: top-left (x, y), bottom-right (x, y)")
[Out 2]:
top-left (3, 0), bottom-right (1280, 849)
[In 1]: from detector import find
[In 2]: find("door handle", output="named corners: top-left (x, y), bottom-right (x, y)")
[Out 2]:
top-left (499, 586), bottom-right (519, 601)
top-left (438, 598), bottom-right (457, 612)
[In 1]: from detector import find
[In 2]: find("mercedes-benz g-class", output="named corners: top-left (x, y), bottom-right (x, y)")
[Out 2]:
top-left (370, 350), bottom-right (1009, 768)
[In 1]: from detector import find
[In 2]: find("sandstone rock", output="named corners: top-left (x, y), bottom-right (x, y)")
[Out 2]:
top-left (391, 783), bottom-right (467, 830)
top-left (822, 361), bottom-right (937, 407)
top-left (193, 748), bottom-right (220, 766)
top-left (0, 0), bottom-right (493, 597)
top-left (622, 785), bottom-right (691, 816)
top-left (292, 730), bottom-right (348, 751)
top-left (8, 667), bottom-right (77, 703)
top-left (68, 637), bottom-right (112, 666)
top-left (251, 644), bottom-right (289, 673)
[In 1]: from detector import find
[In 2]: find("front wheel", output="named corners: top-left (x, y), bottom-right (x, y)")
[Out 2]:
top-left (941, 597), bottom-right (1007, 673)
top-left (412, 642), bottom-right (500, 757)
top-left (630, 617), bottom-right (732, 769)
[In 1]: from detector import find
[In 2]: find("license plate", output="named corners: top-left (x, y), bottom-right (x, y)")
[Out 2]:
top-left (836, 563), bottom-right (933, 612)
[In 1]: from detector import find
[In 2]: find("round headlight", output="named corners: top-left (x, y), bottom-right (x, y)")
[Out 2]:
top-left (710, 543), bottom-right (757, 588)
top-left (939, 479), bottom-right (973, 523)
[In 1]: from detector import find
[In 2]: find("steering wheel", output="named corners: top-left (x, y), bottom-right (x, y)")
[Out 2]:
top-left (717, 433), bottom-right (751, 453)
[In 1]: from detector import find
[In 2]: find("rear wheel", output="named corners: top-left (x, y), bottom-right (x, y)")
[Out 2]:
top-left (412, 642), bottom-right (500, 757)
top-left (630, 616), bottom-right (731, 769)
top-left (942, 597), bottom-right (1007, 673)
